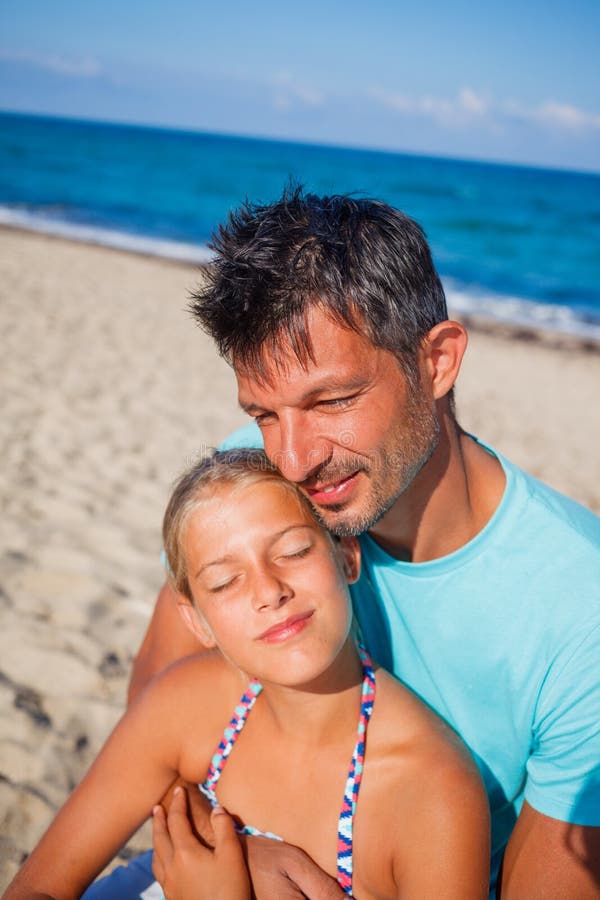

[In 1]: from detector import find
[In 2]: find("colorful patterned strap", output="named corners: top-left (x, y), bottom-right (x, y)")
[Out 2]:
top-left (337, 644), bottom-right (376, 895)
top-left (198, 644), bottom-right (376, 897)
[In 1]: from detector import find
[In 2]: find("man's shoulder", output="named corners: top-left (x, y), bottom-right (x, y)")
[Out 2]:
top-left (500, 449), bottom-right (600, 555)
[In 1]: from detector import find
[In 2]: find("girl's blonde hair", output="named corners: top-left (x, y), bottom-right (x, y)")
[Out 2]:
top-left (162, 448), bottom-right (320, 601)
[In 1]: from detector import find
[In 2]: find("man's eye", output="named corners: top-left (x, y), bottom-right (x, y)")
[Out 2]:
top-left (319, 395), bottom-right (355, 409)
top-left (253, 412), bottom-right (275, 426)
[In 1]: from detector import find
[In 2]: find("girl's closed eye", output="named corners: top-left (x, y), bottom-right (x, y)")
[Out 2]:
top-left (282, 545), bottom-right (312, 560)
top-left (208, 575), bottom-right (238, 593)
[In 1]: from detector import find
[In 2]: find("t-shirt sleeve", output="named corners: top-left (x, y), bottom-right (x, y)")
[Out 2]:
top-left (218, 421), bottom-right (263, 451)
top-left (525, 621), bottom-right (600, 824)
top-left (159, 423), bottom-right (264, 567)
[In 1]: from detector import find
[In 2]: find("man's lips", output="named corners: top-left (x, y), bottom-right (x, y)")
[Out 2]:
top-left (305, 471), bottom-right (360, 505)
top-left (257, 610), bottom-right (314, 643)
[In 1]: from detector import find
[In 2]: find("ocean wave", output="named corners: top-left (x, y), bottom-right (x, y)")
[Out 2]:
top-left (2, 204), bottom-right (599, 341)
top-left (445, 278), bottom-right (600, 341)
top-left (0, 206), bottom-right (213, 265)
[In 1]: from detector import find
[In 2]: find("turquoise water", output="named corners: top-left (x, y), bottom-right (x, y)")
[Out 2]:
top-left (1, 111), bottom-right (599, 337)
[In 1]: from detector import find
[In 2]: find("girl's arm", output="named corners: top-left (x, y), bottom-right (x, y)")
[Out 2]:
top-left (3, 660), bottom-right (211, 900)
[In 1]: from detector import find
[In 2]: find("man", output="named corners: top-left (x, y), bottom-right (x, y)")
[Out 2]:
top-left (94, 189), bottom-right (600, 898)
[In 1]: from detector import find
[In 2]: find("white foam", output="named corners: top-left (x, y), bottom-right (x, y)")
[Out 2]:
top-left (2, 205), bottom-right (599, 341)
top-left (0, 206), bottom-right (214, 265)
top-left (444, 278), bottom-right (600, 342)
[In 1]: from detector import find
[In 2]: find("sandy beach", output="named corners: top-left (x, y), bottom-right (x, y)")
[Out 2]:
top-left (1, 227), bottom-right (599, 889)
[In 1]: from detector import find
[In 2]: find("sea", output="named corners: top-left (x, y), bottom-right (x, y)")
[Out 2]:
top-left (1, 111), bottom-right (599, 339)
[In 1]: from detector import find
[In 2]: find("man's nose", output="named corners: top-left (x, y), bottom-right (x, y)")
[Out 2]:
top-left (268, 412), bottom-right (329, 483)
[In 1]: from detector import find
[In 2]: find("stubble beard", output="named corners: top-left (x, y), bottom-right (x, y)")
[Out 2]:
top-left (313, 393), bottom-right (441, 538)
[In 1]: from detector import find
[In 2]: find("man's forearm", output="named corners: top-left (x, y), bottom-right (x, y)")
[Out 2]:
top-left (128, 581), bottom-right (205, 704)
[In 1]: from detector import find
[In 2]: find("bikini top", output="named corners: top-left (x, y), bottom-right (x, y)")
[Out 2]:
top-left (199, 643), bottom-right (376, 897)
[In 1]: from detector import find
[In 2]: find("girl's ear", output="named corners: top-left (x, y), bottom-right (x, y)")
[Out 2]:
top-left (336, 535), bottom-right (361, 584)
top-left (176, 598), bottom-right (217, 649)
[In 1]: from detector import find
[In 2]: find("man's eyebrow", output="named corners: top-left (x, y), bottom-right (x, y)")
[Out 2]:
top-left (239, 399), bottom-right (265, 414)
top-left (239, 375), bottom-right (371, 414)
top-left (194, 524), bottom-right (312, 578)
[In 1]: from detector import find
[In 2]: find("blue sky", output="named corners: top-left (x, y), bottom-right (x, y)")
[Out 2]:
top-left (1, 0), bottom-right (599, 171)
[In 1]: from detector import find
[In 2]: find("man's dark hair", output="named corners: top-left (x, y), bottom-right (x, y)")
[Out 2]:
top-left (191, 186), bottom-right (448, 383)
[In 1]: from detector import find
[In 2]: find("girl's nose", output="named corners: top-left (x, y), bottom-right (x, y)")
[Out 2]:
top-left (250, 565), bottom-right (292, 611)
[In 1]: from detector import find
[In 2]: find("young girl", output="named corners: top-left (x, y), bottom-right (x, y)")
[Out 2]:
top-left (4, 450), bottom-right (490, 900)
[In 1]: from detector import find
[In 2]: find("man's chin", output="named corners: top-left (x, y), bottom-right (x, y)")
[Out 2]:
top-left (316, 503), bottom-right (376, 538)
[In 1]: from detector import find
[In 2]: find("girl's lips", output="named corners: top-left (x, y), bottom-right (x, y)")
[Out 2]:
top-left (258, 610), bottom-right (314, 643)
top-left (306, 471), bottom-right (360, 505)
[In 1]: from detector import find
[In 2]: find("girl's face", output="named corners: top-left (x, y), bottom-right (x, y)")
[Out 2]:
top-left (181, 479), bottom-right (359, 688)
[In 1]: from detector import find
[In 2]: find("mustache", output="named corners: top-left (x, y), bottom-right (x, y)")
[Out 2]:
top-left (303, 457), bottom-right (369, 486)
top-left (266, 447), bottom-right (368, 483)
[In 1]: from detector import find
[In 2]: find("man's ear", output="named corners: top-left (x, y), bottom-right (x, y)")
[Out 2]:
top-left (176, 598), bottom-right (217, 649)
top-left (336, 535), bottom-right (361, 584)
top-left (420, 321), bottom-right (468, 401)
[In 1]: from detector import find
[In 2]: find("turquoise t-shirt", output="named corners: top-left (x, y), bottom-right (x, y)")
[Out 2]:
top-left (221, 423), bottom-right (600, 893)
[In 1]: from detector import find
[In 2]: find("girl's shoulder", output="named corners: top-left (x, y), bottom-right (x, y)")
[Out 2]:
top-left (365, 666), bottom-right (486, 817)
top-left (370, 667), bottom-right (474, 761)
top-left (144, 649), bottom-right (248, 717)
top-left (355, 669), bottom-right (490, 896)
top-left (130, 650), bottom-right (250, 775)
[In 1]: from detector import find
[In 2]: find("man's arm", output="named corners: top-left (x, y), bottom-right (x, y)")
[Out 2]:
top-left (501, 802), bottom-right (600, 899)
top-left (128, 582), bottom-right (205, 704)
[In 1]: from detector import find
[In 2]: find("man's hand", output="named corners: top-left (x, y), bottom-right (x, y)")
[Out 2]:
top-left (128, 582), bottom-right (205, 705)
top-left (244, 837), bottom-right (345, 900)
top-left (152, 787), bottom-right (251, 900)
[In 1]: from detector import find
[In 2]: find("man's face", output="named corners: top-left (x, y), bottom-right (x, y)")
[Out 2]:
top-left (236, 307), bottom-right (439, 536)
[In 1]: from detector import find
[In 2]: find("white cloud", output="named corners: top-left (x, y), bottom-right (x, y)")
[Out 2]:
top-left (271, 70), bottom-right (325, 111)
top-left (370, 86), bottom-right (489, 125)
top-left (368, 87), bottom-right (412, 113)
top-left (370, 85), bottom-right (600, 135)
top-left (0, 48), bottom-right (102, 78)
top-left (458, 87), bottom-right (488, 116)
top-left (504, 98), bottom-right (600, 132)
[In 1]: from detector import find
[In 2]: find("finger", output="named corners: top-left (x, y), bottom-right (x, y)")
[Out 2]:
top-left (284, 843), bottom-right (345, 898)
top-left (212, 806), bottom-right (247, 865)
top-left (186, 783), bottom-right (216, 847)
top-left (152, 804), bottom-right (171, 881)
top-left (166, 786), bottom-right (201, 849)
top-left (211, 806), bottom-right (247, 877)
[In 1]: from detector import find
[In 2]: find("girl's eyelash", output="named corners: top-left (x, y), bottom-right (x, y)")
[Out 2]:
top-left (210, 579), bottom-right (235, 593)
top-left (209, 547), bottom-right (312, 589)
top-left (285, 546), bottom-right (311, 559)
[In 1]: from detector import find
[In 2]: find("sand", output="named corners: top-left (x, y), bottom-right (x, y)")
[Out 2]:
top-left (1, 228), bottom-right (599, 889)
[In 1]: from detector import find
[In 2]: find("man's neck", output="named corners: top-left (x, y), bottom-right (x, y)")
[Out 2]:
top-left (369, 416), bottom-right (506, 563)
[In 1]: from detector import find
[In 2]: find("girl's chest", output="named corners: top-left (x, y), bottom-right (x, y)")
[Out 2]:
top-left (215, 734), bottom-right (346, 877)
top-left (207, 728), bottom-right (398, 899)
